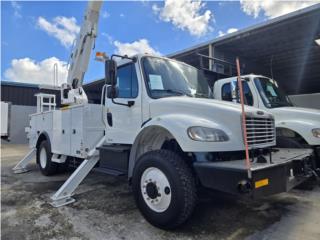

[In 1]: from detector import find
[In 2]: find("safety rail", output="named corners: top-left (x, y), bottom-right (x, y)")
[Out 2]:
top-left (35, 93), bottom-right (56, 113)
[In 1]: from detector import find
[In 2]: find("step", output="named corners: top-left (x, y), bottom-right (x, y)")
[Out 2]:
top-left (97, 144), bottom-right (131, 152)
top-left (93, 167), bottom-right (127, 176)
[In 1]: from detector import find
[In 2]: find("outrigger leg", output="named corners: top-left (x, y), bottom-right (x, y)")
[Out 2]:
top-left (50, 155), bottom-right (99, 207)
top-left (12, 148), bottom-right (36, 174)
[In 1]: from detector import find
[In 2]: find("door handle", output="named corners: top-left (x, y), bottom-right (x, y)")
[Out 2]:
top-left (107, 112), bottom-right (113, 127)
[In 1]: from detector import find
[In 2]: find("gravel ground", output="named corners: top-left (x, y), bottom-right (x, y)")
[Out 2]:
top-left (1, 143), bottom-right (320, 240)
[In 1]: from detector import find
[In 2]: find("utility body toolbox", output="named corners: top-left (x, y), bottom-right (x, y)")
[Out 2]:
top-left (28, 104), bottom-right (105, 158)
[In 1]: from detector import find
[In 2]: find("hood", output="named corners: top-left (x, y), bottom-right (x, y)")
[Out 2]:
top-left (149, 96), bottom-right (272, 120)
top-left (147, 96), bottom-right (276, 151)
top-left (148, 96), bottom-right (275, 151)
top-left (270, 106), bottom-right (320, 123)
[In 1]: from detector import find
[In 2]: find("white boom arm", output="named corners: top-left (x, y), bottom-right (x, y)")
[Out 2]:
top-left (61, 0), bottom-right (103, 105)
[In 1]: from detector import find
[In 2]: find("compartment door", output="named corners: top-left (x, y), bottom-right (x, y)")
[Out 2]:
top-left (52, 110), bottom-right (71, 155)
top-left (71, 107), bottom-right (84, 157)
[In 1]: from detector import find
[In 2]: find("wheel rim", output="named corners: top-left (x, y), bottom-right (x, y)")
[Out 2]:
top-left (39, 147), bottom-right (47, 169)
top-left (140, 167), bottom-right (172, 213)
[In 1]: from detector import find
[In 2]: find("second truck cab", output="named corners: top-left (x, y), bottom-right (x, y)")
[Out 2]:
top-left (213, 74), bottom-right (320, 160)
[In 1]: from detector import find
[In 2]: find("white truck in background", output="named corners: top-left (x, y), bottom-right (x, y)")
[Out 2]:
top-left (13, 0), bottom-right (318, 230)
top-left (212, 74), bottom-right (320, 164)
top-left (1, 101), bottom-right (11, 140)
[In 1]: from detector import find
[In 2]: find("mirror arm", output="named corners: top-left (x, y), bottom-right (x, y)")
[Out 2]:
top-left (111, 98), bottom-right (134, 108)
top-left (111, 54), bottom-right (137, 62)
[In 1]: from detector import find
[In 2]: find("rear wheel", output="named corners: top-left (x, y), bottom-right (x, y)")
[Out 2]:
top-left (132, 150), bottom-right (197, 229)
top-left (37, 140), bottom-right (58, 176)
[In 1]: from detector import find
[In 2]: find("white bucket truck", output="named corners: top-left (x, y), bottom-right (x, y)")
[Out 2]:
top-left (14, 1), bottom-right (317, 229)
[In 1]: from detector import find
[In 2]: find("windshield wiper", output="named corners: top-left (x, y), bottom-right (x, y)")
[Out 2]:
top-left (194, 93), bottom-right (209, 98)
top-left (152, 89), bottom-right (193, 97)
top-left (270, 102), bottom-right (292, 108)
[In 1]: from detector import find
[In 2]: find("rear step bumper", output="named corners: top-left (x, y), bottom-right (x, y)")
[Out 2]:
top-left (194, 148), bottom-right (315, 198)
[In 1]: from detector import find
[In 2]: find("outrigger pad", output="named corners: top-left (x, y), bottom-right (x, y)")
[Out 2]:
top-left (13, 168), bottom-right (30, 174)
top-left (50, 197), bottom-right (76, 208)
top-left (12, 148), bottom-right (36, 174)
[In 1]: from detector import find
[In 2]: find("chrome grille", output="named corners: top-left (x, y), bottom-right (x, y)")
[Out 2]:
top-left (245, 116), bottom-right (275, 147)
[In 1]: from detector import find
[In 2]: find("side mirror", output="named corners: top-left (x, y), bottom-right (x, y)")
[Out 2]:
top-left (105, 59), bottom-right (117, 86)
top-left (107, 85), bottom-right (119, 99)
top-left (231, 80), bottom-right (239, 103)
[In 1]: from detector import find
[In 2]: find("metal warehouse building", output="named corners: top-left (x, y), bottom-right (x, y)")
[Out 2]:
top-left (168, 4), bottom-right (320, 98)
top-left (1, 81), bottom-right (60, 143)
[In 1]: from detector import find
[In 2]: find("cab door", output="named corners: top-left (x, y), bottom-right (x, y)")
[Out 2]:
top-left (221, 80), bottom-right (256, 107)
top-left (105, 63), bottom-right (142, 144)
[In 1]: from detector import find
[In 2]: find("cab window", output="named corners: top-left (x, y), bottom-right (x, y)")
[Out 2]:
top-left (221, 81), bottom-right (254, 106)
top-left (221, 83), bottom-right (232, 101)
top-left (117, 64), bottom-right (138, 98)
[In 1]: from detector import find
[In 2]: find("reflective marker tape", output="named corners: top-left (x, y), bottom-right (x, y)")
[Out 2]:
top-left (255, 178), bottom-right (269, 189)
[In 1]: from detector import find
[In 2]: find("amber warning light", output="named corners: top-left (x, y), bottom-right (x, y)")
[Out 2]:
top-left (95, 52), bottom-right (108, 62)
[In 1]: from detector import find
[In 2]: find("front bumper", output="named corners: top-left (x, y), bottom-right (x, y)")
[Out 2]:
top-left (194, 148), bottom-right (314, 199)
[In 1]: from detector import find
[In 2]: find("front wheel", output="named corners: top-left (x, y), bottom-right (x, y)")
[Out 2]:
top-left (132, 150), bottom-right (197, 229)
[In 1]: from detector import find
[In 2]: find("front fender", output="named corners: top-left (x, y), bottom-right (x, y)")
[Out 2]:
top-left (142, 113), bottom-right (243, 152)
top-left (276, 120), bottom-right (320, 145)
top-left (128, 114), bottom-right (243, 179)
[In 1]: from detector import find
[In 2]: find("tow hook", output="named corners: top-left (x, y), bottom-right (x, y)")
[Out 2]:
top-left (238, 180), bottom-right (251, 193)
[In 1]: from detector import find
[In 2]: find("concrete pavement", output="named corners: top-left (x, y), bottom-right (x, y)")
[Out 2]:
top-left (1, 143), bottom-right (320, 240)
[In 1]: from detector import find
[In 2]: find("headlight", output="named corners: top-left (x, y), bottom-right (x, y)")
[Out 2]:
top-left (312, 128), bottom-right (320, 138)
top-left (187, 126), bottom-right (229, 142)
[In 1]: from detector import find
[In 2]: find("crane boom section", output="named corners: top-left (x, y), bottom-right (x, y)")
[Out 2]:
top-left (62, 1), bottom-right (102, 105)
top-left (67, 1), bottom-right (102, 88)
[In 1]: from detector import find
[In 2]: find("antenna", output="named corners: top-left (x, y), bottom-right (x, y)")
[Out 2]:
top-left (53, 63), bottom-right (58, 87)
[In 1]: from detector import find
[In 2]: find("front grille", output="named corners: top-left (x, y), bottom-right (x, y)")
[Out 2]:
top-left (245, 116), bottom-right (275, 147)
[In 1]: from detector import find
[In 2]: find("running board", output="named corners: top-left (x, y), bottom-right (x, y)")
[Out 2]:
top-left (93, 167), bottom-right (126, 176)
top-left (12, 148), bottom-right (36, 174)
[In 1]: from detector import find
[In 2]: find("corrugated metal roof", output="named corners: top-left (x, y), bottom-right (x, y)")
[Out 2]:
top-left (0, 81), bottom-right (39, 89)
top-left (167, 3), bottom-right (320, 58)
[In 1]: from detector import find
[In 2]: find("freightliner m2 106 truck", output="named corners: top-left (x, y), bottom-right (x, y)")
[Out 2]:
top-left (212, 74), bottom-right (320, 164)
top-left (14, 1), bottom-right (317, 229)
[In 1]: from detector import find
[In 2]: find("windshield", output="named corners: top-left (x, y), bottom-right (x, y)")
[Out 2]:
top-left (254, 77), bottom-right (293, 108)
top-left (142, 57), bottom-right (211, 99)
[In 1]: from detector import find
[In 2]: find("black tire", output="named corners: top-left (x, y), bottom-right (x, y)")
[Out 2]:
top-left (132, 149), bottom-right (197, 229)
top-left (37, 140), bottom-right (58, 176)
top-left (276, 136), bottom-right (304, 148)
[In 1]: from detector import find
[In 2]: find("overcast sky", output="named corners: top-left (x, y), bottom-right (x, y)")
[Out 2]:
top-left (2, 0), bottom-right (319, 86)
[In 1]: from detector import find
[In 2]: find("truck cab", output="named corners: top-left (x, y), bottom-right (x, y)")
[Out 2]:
top-left (213, 74), bottom-right (320, 161)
